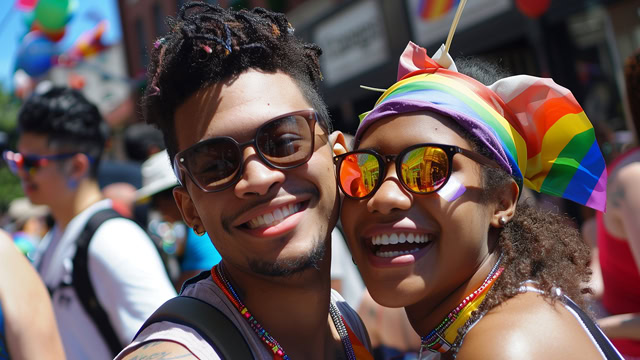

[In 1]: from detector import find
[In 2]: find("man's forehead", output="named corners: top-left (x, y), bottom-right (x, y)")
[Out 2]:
top-left (17, 132), bottom-right (51, 153)
top-left (174, 70), bottom-right (311, 147)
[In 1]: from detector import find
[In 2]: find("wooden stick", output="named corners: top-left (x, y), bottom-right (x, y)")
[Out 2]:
top-left (360, 85), bottom-right (387, 93)
top-left (444, 0), bottom-right (468, 55)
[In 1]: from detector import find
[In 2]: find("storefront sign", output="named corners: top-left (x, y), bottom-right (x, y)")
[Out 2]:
top-left (313, 0), bottom-right (390, 86)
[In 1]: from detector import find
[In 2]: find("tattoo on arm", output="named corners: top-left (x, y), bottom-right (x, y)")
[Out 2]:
top-left (127, 343), bottom-right (193, 360)
top-left (140, 342), bottom-right (161, 350)
top-left (129, 352), bottom-right (192, 360)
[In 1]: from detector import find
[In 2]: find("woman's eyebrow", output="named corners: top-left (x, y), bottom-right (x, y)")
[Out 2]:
top-left (356, 145), bottom-right (382, 152)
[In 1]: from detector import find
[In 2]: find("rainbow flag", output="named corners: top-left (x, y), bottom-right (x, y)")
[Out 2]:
top-left (418, 0), bottom-right (460, 21)
top-left (357, 67), bottom-right (607, 212)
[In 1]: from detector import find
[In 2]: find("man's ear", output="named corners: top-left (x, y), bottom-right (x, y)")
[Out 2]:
top-left (173, 186), bottom-right (204, 230)
top-left (330, 131), bottom-right (348, 156)
top-left (66, 153), bottom-right (91, 179)
top-left (489, 179), bottom-right (519, 228)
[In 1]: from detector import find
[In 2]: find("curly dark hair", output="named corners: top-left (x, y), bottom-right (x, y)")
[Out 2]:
top-left (624, 48), bottom-right (640, 142)
top-left (144, 2), bottom-right (330, 162)
top-left (17, 86), bottom-right (108, 177)
top-left (446, 59), bottom-right (593, 353)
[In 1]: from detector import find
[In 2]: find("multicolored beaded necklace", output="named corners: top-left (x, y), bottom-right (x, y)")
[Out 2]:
top-left (211, 264), bottom-right (357, 360)
top-left (418, 255), bottom-right (504, 356)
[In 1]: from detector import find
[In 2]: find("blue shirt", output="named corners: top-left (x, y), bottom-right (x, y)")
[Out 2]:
top-left (181, 228), bottom-right (221, 271)
top-left (0, 302), bottom-right (9, 360)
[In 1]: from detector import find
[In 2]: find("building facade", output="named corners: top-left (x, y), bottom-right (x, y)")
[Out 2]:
top-left (117, 0), bottom-right (640, 138)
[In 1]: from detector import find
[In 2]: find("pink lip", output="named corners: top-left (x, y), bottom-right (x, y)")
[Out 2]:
top-left (366, 241), bottom-right (434, 268)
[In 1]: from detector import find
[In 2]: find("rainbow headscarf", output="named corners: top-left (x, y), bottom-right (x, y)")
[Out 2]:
top-left (355, 42), bottom-right (607, 212)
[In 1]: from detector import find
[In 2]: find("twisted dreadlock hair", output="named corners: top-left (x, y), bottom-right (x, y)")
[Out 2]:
top-left (144, 2), bottom-right (330, 161)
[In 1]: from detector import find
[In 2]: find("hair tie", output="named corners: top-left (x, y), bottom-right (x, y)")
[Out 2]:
top-left (200, 44), bottom-right (213, 53)
top-left (154, 37), bottom-right (166, 49)
top-left (148, 85), bottom-right (160, 96)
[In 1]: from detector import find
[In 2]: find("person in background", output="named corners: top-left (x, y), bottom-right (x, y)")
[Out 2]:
top-left (118, 123), bottom-right (168, 226)
top-left (594, 48), bottom-right (640, 359)
top-left (136, 149), bottom-right (222, 289)
top-left (4, 86), bottom-right (176, 359)
top-left (123, 123), bottom-right (166, 163)
top-left (5, 197), bottom-right (49, 260)
top-left (0, 228), bottom-right (65, 360)
top-left (102, 182), bottom-right (139, 219)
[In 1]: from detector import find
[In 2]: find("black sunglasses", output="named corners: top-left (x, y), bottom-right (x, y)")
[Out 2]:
top-left (174, 109), bottom-right (321, 193)
top-left (334, 143), bottom-right (499, 199)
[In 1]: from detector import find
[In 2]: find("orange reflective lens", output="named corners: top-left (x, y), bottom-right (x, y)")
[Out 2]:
top-left (400, 146), bottom-right (449, 193)
top-left (334, 144), bottom-right (454, 199)
top-left (338, 153), bottom-right (380, 198)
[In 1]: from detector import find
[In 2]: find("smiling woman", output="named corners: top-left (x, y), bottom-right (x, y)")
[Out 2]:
top-left (337, 42), bottom-right (623, 360)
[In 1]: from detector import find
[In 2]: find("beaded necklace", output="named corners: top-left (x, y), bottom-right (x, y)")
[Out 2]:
top-left (211, 264), bottom-right (356, 360)
top-left (418, 255), bottom-right (504, 356)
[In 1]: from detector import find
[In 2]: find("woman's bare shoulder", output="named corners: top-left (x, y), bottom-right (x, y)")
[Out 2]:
top-left (456, 292), bottom-right (602, 360)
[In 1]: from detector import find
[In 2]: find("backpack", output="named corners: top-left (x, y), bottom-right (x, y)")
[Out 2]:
top-left (135, 270), bottom-right (252, 359)
top-left (48, 208), bottom-right (174, 357)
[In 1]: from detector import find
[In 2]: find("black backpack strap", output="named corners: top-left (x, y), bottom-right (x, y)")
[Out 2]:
top-left (72, 208), bottom-right (125, 357)
top-left (179, 269), bottom-right (211, 295)
top-left (135, 296), bottom-right (252, 360)
top-left (562, 296), bottom-right (623, 360)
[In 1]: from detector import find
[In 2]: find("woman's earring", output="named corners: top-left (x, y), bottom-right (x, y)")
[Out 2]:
top-left (194, 226), bottom-right (206, 236)
top-left (499, 217), bottom-right (508, 227)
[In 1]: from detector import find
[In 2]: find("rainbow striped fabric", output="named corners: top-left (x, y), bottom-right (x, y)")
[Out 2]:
top-left (356, 43), bottom-right (607, 212)
top-left (418, 0), bottom-right (460, 21)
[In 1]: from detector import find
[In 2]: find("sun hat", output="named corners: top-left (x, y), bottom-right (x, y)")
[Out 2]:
top-left (135, 149), bottom-right (178, 202)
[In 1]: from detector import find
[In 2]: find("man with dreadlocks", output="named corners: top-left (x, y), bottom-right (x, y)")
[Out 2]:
top-left (116, 3), bottom-right (371, 360)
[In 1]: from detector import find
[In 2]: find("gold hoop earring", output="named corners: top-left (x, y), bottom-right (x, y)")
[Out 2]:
top-left (194, 226), bottom-right (206, 236)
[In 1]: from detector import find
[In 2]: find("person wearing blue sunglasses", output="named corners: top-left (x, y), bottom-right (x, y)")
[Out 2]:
top-left (9, 86), bottom-right (177, 360)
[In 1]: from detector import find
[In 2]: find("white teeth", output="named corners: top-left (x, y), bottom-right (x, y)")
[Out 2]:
top-left (246, 203), bottom-right (301, 229)
top-left (371, 233), bottom-right (431, 246)
top-left (389, 233), bottom-right (398, 244)
top-left (375, 248), bottom-right (421, 258)
top-left (274, 208), bottom-right (284, 221)
top-left (264, 213), bottom-right (274, 224)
